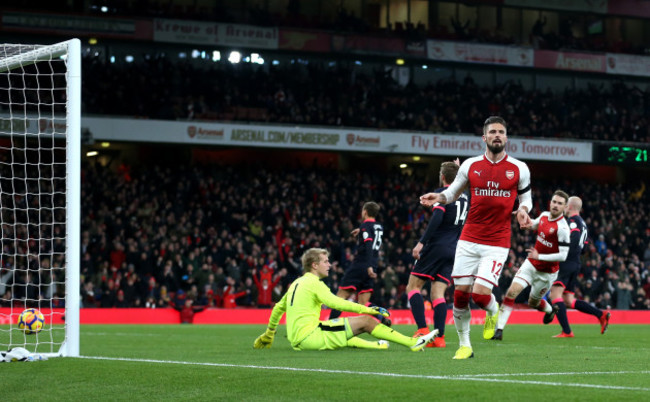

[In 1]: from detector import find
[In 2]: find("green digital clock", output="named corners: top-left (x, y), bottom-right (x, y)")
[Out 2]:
top-left (599, 145), bottom-right (649, 164)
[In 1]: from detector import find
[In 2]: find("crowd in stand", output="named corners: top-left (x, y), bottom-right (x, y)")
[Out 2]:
top-left (2, 3), bottom-right (649, 317)
top-left (82, 57), bottom-right (650, 144)
top-left (22, 2), bottom-right (647, 55)
top-left (66, 161), bottom-right (648, 312)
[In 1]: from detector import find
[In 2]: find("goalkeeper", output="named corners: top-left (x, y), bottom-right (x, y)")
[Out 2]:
top-left (254, 248), bottom-right (438, 351)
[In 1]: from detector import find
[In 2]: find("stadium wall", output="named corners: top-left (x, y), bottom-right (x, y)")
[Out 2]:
top-left (1, 308), bottom-right (648, 325)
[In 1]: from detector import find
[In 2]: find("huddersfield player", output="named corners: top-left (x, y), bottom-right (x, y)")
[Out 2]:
top-left (408, 160), bottom-right (467, 348)
top-left (253, 248), bottom-right (438, 351)
top-left (329, 202), bottom-right (389, 325)
top-left (548, 196), bottom-right (610, 337)
top-left (492, 190), bottom-right (570, 340)
top-left (420, 116), bottom-right (533, 359)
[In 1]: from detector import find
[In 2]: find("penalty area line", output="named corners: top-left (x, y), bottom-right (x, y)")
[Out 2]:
top-left (77, 356), bottom-right (650, 392)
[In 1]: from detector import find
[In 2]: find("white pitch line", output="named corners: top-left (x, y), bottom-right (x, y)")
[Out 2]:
top-left (455, 370), bottom-right (650, 378)
top-left (77, 356), bottom-right (650, 392)
top-left (573, 345), bottom-right (650, 351)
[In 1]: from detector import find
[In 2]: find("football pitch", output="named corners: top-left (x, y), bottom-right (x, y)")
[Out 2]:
top-left (4, 323), bottom-right (650, 401)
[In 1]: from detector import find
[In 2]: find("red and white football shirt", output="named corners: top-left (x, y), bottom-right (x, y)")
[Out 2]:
top-left (529, 211), bottom-right (571, 273)
top-left (442, 153), bottom-right (531, 248)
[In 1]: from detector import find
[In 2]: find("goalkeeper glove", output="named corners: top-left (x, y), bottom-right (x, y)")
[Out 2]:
top-left (253, 328), bottom-right (276, 349)
top-left (369, 306), bottom-right (390, 318)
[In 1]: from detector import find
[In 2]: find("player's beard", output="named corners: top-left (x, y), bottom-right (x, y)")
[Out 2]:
top-left (487, 141), bottom-right (505, 154)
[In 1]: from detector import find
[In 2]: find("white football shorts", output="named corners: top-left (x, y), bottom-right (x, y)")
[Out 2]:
top-left (452, 240), bottom-right (509, 289)
top-left (512, 259), bottom-right (558, 301)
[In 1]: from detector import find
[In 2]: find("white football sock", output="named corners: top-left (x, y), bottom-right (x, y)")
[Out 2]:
top-left (453, 306), bottom-right (472, 347)
top-left (485, 293), bottom-right (499, 316)
top-left (497, 303), bottom-right (513, 330)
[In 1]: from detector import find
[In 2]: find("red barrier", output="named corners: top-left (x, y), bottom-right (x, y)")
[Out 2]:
top-left (2, 308), bottom-right (649, 325)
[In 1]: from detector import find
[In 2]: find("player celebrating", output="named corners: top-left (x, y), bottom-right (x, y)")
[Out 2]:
top-left (491, 190), bottom-right (570, 340)
top-left (253, 248), bottom-right (438, 351)
top-left (408, 160), bottom-right (467, 348)
top-left (329, 202), bottom-right (389, 325)
top-left (548, 196), bottom-right (610, 337)
top-left (420, 116), bottom-right (532, 359)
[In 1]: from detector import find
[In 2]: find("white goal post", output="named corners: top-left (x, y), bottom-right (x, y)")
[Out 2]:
top-left (0, 39), bottom-right (80, 357)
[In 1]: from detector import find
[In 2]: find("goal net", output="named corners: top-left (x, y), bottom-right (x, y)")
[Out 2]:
top-left (0, 39), bottom-right (80, 357)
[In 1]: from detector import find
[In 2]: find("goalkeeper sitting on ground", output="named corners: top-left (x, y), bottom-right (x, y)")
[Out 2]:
top-left (254, 248), bottom-right (438, 351)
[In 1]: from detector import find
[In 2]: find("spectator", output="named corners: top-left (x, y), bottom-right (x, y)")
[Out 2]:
top-left (531, 16), bottom-right (547, 48)
top-left (222, 277), bottom-right (249, 308)
top-left (100, 279), bottom-right (118, 308)
top-left (174, 298), bottom-right (206, 324)
top-left (616, 278), bottom-right (634, 310)
top-left (633, 288), bottom-right (647, 310)
top-left (115, 289), bottom-right (129, 308)
top-left (252, 271), bottom-right (282, 308)
top-left (595, 234), bottom-right (608, 257)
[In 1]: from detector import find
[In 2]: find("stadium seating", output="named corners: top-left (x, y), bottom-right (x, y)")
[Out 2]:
top-left (80, 57), bottom-right (650, 143)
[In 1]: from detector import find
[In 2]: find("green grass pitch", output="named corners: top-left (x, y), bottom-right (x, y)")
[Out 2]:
top-left (3, 323), bottom-right (649, 401)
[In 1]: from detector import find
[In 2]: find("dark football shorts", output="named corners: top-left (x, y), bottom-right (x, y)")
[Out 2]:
top-left (339, 263), bottom-right (375, 294)
top-left (410, 245), bottom-right (453, 285)
top-left (554, 261), bottom-right (580, 294)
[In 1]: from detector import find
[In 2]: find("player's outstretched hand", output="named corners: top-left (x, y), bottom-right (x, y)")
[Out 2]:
top-left (253, 328), bottom-right (276, 349)
top-left (526, 247), bottom-right (539, 260)
top-left (419, 193), bottom-right (439, 207)
top-left (369, 306), bottom-right (390, 318)
top-left (514, 209), bottom-right (532, 229)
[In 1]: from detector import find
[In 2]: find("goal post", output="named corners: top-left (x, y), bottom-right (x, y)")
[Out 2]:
top-left (0, 39), bottom-right (80, 357)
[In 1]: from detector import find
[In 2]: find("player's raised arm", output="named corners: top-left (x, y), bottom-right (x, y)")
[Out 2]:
top-left (525, 214), bottom-right (541, 231)
top-left (515, 163), bottom-right (533, 228)
top-left (419, 192), bottom-right (443, 207)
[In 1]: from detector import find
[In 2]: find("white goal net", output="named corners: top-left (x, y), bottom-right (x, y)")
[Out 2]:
top-left (0, 39), bottom-right (80, 357)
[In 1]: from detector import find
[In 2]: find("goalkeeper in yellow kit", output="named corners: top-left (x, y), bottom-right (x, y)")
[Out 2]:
top-left (254, 248), bottom-right (438, 351)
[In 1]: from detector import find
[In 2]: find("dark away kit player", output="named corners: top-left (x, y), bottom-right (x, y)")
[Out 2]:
top-left (408, 160), bottom-right (467, 348)
top-left (329, 202), bottom-right (390, 326)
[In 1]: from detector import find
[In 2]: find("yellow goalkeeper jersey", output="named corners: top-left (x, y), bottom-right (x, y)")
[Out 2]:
top-left (268, 272), bottom-right (373, 347)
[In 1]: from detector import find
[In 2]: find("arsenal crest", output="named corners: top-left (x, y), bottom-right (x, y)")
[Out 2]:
top-left (550, 227), bottom-right (555, 234)
top-left (505, 170), bottom-right (515, 180)
top-left (346, 133), bottom-right (355, 145)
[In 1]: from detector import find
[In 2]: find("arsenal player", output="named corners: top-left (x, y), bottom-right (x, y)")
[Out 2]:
top-left (491, 190), bottom-right (571, 340)
top-left (420, 116), bottom-right (533, 359)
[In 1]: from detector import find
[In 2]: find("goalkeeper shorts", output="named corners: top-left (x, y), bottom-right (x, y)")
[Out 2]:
top-left (294, 318), bottom-right (354, 351)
